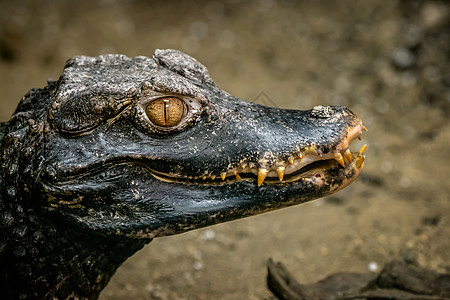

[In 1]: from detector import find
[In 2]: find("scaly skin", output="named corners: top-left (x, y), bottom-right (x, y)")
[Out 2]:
top-left (0, 49), bottom-right (365, 299)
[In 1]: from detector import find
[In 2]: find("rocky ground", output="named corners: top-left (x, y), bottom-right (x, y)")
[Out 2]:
top-left (0, 0), bottom-right (449, 299)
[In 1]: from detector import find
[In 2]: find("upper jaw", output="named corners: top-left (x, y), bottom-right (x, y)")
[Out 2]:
top-left (148, 121), bottom-right (367, 187)
top-left (147, 96), bottom-right (368, 186)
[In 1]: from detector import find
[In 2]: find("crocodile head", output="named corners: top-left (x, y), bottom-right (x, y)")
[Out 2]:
top-left (40, 49), bottom-right (366, 238)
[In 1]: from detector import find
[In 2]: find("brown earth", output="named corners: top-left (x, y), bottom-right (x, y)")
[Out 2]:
top-left (0, 1), bottom-right (449, 299)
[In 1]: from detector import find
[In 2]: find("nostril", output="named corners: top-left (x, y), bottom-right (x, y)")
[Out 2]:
top-left (310, 105), bottom-right (336, 118)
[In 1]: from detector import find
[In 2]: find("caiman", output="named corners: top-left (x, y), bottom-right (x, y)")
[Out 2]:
top-left (0, 49), bottom-right (366, 299)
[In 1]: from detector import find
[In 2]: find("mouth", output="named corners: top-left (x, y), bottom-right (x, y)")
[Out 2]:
top-left (149, 124), bottom-right (367, 187)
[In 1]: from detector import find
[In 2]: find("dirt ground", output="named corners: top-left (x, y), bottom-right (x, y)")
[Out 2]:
top-left (1, 0), bottom-right (449, 299)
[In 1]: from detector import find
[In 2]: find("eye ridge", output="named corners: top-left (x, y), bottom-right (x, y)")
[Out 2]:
top-left (145, 97), bottom-right (186, 127)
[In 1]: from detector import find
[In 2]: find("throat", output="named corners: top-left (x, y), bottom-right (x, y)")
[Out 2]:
top-left (49, 231), bottom-right (151, 299)
top-left (0, 207), bottom-right (151, 299)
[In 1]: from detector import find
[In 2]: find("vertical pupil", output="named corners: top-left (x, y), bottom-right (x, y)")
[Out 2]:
top-left (164, 99), bottom-right (168, 122)
top-left (146, 97), bottom-right (185, 127)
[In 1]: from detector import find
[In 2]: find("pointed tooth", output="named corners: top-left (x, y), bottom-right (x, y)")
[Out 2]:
top-left (344, 149), bottom-right (352, 163)
top-left (334, 153), bottom-right (345, 167)
top-left (356, 155), bottom-right (365, 168)
top-left (233, 170), bottom-right (237, 176)
top-left (277, 167), bottom-right (285, 181)
top-left (257, 168), bottom-right (269, 187)
top-left (357, 135), bottom-right (362, 140)
top-left (298, 153), bottom-right (303, 159)
top-left (211, 175), bottom-right (216, 180)
top-left (202, 176), bottom-right (207, 180)
top-left (241, 164), bottom-right (247, 169)
top-left (235, 173), bottom-right (241, 181)
top-left (359, 144), bottom-right (367, 155)
top-left (362, 125), bottom-right (368, 131)
top-left (288, 157), bottom-right (294, 165)
top-left (221, 172), bottom-right (226, 180)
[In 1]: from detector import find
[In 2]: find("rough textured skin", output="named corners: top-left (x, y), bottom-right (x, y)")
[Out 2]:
top-left (0, 49), bottom-right (364, 299)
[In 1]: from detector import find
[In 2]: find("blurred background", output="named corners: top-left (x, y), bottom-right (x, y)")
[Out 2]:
top-left (0, 0), bottom-right (449, 299)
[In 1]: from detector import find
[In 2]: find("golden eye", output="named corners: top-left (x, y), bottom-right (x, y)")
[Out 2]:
top-left (145, 97), bottom-right (186, 127)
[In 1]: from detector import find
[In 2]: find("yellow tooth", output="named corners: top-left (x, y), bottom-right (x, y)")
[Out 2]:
top-left (202, 176), bottom-right (207, 180)
top-left (334, 153), bottom-right (345, 167)
top-left (277, 167), bottom-right (285, 181)
top-left (298, 153), bottom-right (303, 159)
top-left (356, 155), bottom-right (365, 168)
top-left (257, 168), bottom-right (269, 186)
top-left (235, 173), bottom-right (241, 181)
top-left (288, 157), bottom-right (294, 165)
top-left (359, 144), bottom-right (367, 155)
top-left (221, 172), bottom-right (226, 180)
top-left (241, 164), bottom-right (247, 169)
top-left (211, 175), bottom-right (216, 180)
top-left (344, 149), bottom-right (352, 163)
top-left (233, 170), bottom-right (237, 175)
top-left (362, 125), bottom-right (368, 131)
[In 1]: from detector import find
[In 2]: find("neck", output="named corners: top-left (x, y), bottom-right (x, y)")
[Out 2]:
top-left (1, 93), bottom-right (151, 299)
top-left (0, 194), bottom-right (151, 299)
top-left (1, 86), bottom-right (152, 298)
